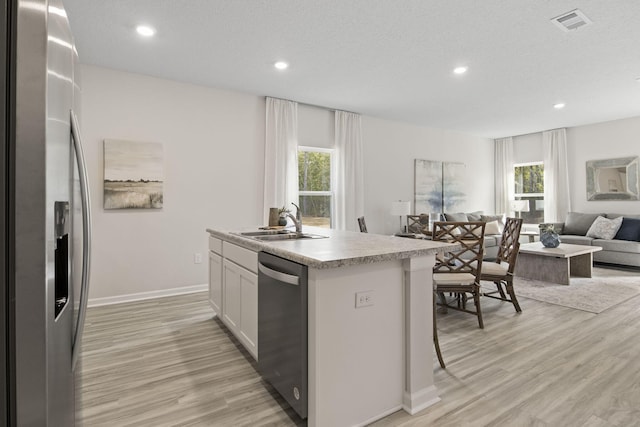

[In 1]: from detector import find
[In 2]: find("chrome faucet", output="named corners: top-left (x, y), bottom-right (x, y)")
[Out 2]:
top-left (286, 202), bottom-right (302, 233)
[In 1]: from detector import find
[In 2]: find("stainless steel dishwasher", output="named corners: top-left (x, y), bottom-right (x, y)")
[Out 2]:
top-left (257, 252), bottom-right (308, 419)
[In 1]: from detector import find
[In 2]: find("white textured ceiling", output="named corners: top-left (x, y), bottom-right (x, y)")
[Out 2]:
top-left (62, 0), bottom-right (640, 138)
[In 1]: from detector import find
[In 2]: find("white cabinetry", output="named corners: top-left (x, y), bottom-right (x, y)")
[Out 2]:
top-left (208, 236), bottom-right (223, 315)
top-left (208, 251), bottom-right (222, 315)
top-left (222, 259), bottom-right (258, 358)
top-left (208, 234), bottom-right (258, 360)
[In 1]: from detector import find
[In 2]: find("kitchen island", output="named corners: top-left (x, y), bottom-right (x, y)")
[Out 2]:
top-left (206, 226), bottom-right (457, 427)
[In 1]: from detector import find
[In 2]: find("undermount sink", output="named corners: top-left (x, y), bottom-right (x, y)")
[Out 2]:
top-left (253, 233), bottom-right (327, 241)
top-left (234, 230), bottom-right (327, 241)
top-left (237, 230), bottom-right (292, 237)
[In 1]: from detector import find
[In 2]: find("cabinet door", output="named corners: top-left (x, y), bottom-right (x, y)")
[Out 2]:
top-left (222, 258), bottom-right (258, 359)
top-left (222, 259), bottom-right (241, 334)
top-left (208, 251), bottom-right (222, 315)
top-left (240, 267), bottom-right (258, 359)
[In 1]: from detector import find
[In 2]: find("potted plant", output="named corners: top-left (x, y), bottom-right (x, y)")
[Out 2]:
top-left (278, 206), bottom-right (290, 226)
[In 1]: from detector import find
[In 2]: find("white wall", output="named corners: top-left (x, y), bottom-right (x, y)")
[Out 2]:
top-left (567, 117), bottom-right (640, 214)
top-left (513, 116), bottom-right (640, 216)
top-left (362, 117), bottom-right (494, 234)
top-left (81, 65), bottom-right (494, 300)
top-left (81, 65), bottom-right (265, 300)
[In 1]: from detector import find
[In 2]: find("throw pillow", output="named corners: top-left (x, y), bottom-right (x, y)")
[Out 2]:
top-left (607, 213), bottom-right (640, 220)
top-left (614, 217), bottom-right (640, 241)
top-left (563, 212), bottom-right (603, 236)
top-left (484, 220), bottom-right (501, 235)
top-left (480, 214), bottom-right (505, 231)
top-left (466, 211), bottom-right (483, 222)
top-left (444, 212), bottom-right (468, 222)
top-left (586, 216), bottom-right (623, 240)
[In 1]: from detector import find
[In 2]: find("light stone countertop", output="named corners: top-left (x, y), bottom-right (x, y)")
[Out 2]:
top-left (206, 226), bottom-right (458, 269)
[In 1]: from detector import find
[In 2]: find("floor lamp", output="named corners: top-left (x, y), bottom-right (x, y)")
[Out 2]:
top-left (390, 201), bottom-right (411, 233)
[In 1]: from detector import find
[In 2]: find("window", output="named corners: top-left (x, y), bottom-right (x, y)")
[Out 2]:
top-left (514, 162), bottom-right (544, 224)
top-left (298, 147), bottom-right (333, 228)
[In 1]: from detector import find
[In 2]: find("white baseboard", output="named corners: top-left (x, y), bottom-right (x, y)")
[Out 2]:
top-left (403, 386), bottom-right (441, 415)
top-left (88, 284), bottom-right (208, 307)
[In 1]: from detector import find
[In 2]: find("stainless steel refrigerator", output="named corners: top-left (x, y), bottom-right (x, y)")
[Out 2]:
top-left (2, 0), bottom-right (92, 424)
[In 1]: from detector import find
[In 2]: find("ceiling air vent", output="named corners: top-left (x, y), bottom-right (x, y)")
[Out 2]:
top-left (551, 9), bottom-right (592, 32)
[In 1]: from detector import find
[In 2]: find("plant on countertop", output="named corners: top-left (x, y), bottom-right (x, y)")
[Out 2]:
top-left (278, 206), bottom-right (290, 226)
top-left (278, 206), bottom-right (290, 216)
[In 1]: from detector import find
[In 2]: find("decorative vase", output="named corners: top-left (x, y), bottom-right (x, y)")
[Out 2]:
top-left (268, 207), bottom-right (280, 226)
top-left (539, 224), bottom-right (561, 248)
top-left (278, 216), bottom-right (287, 226)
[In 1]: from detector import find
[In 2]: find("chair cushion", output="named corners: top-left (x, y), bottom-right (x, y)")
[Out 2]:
top-left (586, 216), bottom-right (623, 240)
top-left (614, 217), bottom-right (640, 241)
top-left (480, 262), bottom-right (509, 276)
top-left (563, 212), bottom-right (603, 236)
top-left (433, 272), bottom-right (476, 286)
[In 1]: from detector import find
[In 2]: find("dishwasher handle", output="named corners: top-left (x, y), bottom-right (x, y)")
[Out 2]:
top-left (259, 263), bottom-right (300, 286)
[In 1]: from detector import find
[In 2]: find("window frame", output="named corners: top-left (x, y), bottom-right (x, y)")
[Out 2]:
top-left (513, 161), bottom-right (544, 224)
top-left (297, 146), bottom-right (335, 227)
top-left (514, 161), bottom-right (544, 198)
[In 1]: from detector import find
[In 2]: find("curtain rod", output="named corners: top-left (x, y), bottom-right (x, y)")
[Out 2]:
top-left (499, 126), bottom-right (567, 140)
top-left (265, 96), bottom-right (360, 115)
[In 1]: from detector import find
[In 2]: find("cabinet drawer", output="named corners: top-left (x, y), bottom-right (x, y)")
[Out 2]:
top-left (223, 241), bottom-right (257, 273)
top-left (209, 235), bottom-right (223, 254)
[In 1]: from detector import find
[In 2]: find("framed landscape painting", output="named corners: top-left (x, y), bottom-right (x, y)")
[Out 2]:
top-left (103, 139), bottom-right (164, 209)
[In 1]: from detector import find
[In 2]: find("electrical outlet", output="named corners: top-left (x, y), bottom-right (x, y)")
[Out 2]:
top-left (194, 253), bottom-right (202, 264)
top-left (355, 291), bottom-right (373, 308)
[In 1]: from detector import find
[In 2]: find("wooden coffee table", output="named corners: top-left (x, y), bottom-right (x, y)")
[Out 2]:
top-left (516, 242), bottom-right (602, 285)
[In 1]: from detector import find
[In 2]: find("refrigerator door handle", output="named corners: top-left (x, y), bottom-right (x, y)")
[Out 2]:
top-left (70, 109), bottom-right (92, 370)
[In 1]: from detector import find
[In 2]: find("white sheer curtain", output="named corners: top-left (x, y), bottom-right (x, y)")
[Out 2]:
top-left (263, 97), bottom-right (299, 223)
top-left (494, 137), bottom-right (514, 215)
top-left (334, 111), bottom-right (364, 231)
top-left (543, 128), bottom-right (571, 222)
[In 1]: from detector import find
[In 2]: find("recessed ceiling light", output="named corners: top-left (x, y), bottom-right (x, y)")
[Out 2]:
top-left (274, 61), bottom-right (289, 70)
top-left (453, 66), bottom-right (468, 75)
top-left (136, 25), bottom-right (156, 37)
top-left (553, 103), bottom-right (566, 109)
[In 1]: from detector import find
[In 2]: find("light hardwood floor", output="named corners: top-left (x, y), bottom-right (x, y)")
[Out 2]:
top-left (77, 266), bottom-right (640, 426)
top-left (76, 294), bottom-right (304, 426)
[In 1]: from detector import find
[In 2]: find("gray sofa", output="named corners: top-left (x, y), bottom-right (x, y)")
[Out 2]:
top-left (547, 212), bottom-right (640, 268)
top-left (409, 212), bottom-right (503, 258)
top-left (442, 212), bottom-right (504, 260)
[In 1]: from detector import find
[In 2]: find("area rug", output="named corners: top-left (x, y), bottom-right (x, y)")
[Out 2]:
top-left (509, 268), bottom-right (640, 313)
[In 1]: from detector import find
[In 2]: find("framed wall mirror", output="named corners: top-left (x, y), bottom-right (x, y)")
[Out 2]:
top-left (586, 156), bottom-right (639, 201)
